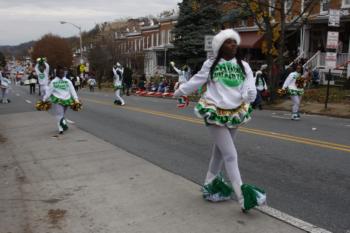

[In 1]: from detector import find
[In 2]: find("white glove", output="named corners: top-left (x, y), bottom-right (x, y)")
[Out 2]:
top-left (170, 61), bottom-right (175, 67)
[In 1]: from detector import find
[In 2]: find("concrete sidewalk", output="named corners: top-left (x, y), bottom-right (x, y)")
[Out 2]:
top-left (0, 112), bottom-right (305, 233)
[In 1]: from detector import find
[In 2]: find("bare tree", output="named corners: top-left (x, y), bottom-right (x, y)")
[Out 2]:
top-left (31, 34), bottom-right (73, 69)
top-left (237, 0), bottom-right (318, 100)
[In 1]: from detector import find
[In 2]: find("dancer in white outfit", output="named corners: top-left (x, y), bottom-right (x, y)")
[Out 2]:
top-left (35, 58), bottom-right (50, 97)
top-left (43, 65), bottom-right (79, 134)
top-left (0, 70), bottom-right (11, 104)
top-left (174, 29), bottom-right (266, 212)
top-left (282, 64), bottom-right (304, 120)
top-left (112, 63), bottom-right (125, 105)
top-left (170, 61), bottom-right (191, 90)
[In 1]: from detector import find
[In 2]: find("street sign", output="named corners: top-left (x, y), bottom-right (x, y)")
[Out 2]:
top-left (328, 9), bottom-right (340, 27)
top-left (326, 31), bottom-right (339, 49)
top-left (204, 35), bottom-right (214, 52)
top-left (325, 52), bottom-right (337, 69)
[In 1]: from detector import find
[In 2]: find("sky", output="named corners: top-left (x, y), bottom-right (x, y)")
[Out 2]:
top-left (0, 0), bottom-right (180, 46)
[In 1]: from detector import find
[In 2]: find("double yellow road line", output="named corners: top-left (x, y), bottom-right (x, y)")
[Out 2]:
top-left (83, 97), bottom-right (350, 153)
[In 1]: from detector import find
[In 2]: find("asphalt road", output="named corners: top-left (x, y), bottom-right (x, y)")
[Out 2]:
top-left (2, 85), bottom-right (350, 233)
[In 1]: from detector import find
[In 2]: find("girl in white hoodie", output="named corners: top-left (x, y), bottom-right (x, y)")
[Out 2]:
top-left (174, 29), bottom-right (266, 212)
top-left (43, 65), bottom-right (79, 134)
top-left (282, 64), bottom-right (304, 120)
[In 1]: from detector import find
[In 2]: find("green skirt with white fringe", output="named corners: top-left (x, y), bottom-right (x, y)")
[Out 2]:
top-left (194, 99), bottom-right (253, 128)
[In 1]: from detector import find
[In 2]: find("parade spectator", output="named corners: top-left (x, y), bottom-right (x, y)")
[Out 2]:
top-left (28, 71), bottom-right (37, 95)
top-left (123, 67), bottom-right (133, 96)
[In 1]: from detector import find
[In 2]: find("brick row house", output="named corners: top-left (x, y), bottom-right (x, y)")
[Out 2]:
top-left (114, 16), bottom-right (177, 79)
top-left (112, 1), bottom-right (350, 82)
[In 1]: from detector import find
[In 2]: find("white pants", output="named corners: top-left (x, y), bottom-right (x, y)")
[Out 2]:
top-left (39, 84), bottom-right (48, 97)
top-left (291, 95), bottom-right (302, 114)
top-left (205, 126), bottom-right (243, 201)
top-left (54, 104), bottom-right (68, 132)
top-left (1, 88), bottom-right (9, 102)
top-left (115, 89), bottom-right (125, 105)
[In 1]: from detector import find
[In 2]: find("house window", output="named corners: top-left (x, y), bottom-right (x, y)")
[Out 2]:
top-left (320, 0), bottom-right (330, 14)
top-left (342, 0), bottom-right (350, 7)
top-left (168, 31), bottom-right (172, 44)
top-left (269, 0), bottom-right (275, 16)
top-left (240, 19), bottom-right (248, 27)
top-left (163, 30), bottom-right (167, 45)
top-left (156, 33), bottom-right (159, 46)
top-left (284, 0), bottom-right (292, 14)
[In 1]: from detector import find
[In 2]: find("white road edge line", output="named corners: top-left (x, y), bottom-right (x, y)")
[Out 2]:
top-left (257, 205), bottom-right (332, 233)
top-left (25, 100), bottom-right (32, 104)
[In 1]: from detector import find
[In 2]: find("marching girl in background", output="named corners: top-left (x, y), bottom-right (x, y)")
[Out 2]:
top-left (112, 63), bottom-right (125, 105)
top-left (43, 65), bottom-right (80, 134)
top-left (35, 58), bottom-right (50, 96)
top-left (0, 70), bottom-right (11, 104)
top-left (282, 64), bottom-right (305, 120)
top-left (170, 61), bottom-right (191, 90)
top-left (174, 29), bottom-right (266, 212)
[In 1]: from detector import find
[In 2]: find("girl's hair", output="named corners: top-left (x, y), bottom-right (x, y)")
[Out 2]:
top-left (209, 47), bottom-right (246, 79)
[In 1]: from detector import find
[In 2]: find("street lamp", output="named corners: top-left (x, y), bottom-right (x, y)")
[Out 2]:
top-left (60, 21), bottom-right (83, 63)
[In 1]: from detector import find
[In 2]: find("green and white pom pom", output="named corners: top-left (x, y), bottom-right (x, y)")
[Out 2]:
top-left (241, 184), bottom-right (266, 211)
top-left (202, 173), bottom-right (233, 202)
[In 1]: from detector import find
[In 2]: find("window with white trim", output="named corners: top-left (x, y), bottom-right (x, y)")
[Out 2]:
top-left (240, 19), bottom-right (247, 27)
top-left (269, 0), bottom-right (275, 16)
top-left (161, 30), bottom-right (165, 45)
top-left (284, 0), bottom-right (292, 14)
top-left (342, 0), bottom-right (350, 7)
top-left (168, 30), bottom-right (172, 44)
top-left (320, 0), bottom-right (330, 14)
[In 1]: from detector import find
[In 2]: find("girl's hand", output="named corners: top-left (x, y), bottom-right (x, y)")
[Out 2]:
top-left (177, 96), bottom-right (189, 109)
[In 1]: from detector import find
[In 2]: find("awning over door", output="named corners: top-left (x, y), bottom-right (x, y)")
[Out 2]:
top-left (239, 31), bottom-right (263, 48)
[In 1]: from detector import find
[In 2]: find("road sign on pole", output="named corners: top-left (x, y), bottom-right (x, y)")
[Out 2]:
top-left (328, 9), bottom-right (340, 27)
top-left (326, 31), bottom-right (339, 49)
top-left (204, 35), bottom-right (214, 52)
top-left (325, 52), bottom-right (337, 69)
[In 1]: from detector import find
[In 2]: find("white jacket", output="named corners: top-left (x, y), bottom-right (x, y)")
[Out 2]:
top-left (282, 71), bottom-right (302, 91)
top-left (35, 62), bottom-right (50, 86)
top-left (0, 71), bottom-right (11, 88)
top-left (172, 66), bottom-right (191, 83)
top-left (112, 67), bottom-right (124, 87)
top-left (43, 77), bottom-right (78, 102)
top-left (174, 58), bottom-right (256, 109)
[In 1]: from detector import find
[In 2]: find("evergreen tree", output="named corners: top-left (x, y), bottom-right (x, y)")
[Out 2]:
top-left (172, 0), bottom-right (222, 70)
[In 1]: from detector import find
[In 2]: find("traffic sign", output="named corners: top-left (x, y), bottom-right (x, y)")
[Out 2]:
top-left (325, 52), bottom-right (337, 69)
top-left (204, 35), bottom-right (214, 52)
top-left (326, 31), bottom-right (339, 49)
top-left (328, 9), bottom-right (340, 27)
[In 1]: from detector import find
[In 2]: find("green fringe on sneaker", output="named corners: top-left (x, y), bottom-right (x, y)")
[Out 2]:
top-left (60, 118), bottom-right (68, 131)
top-left (202, 173), bottom-right (233, 202)
top-left (241, 184), bottom-right (266, 211)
